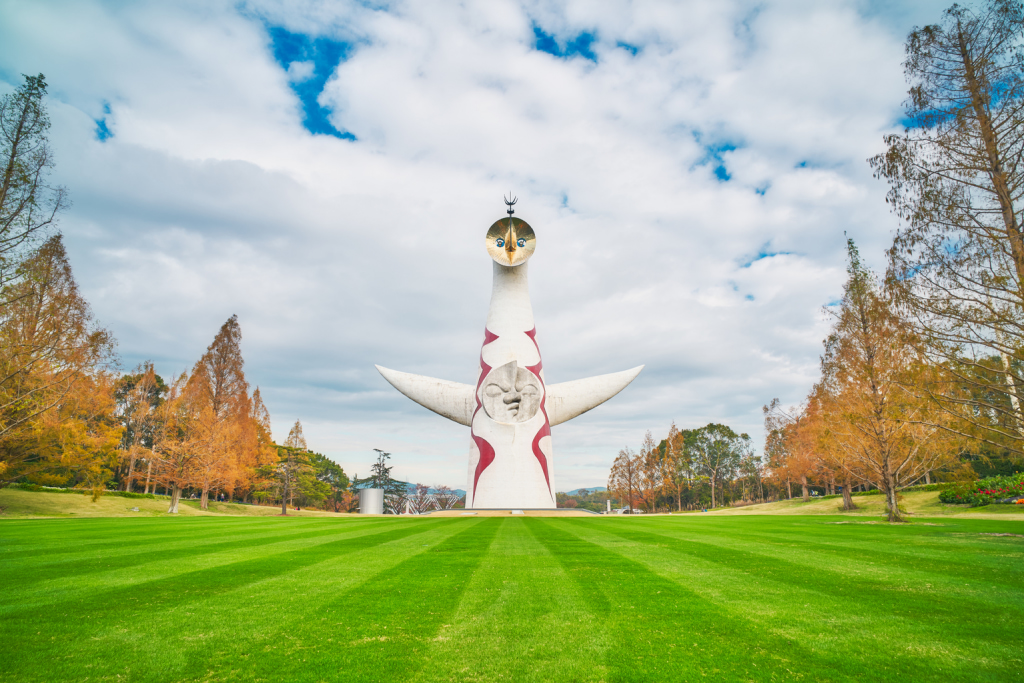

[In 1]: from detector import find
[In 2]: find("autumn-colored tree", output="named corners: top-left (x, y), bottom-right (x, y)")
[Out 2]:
top-left (151, 373), bottom-right (202, 513)
top-left (189, 314), bottom-right (247, 420)
top-left (636, 430), bottom-right (663, 512)
top-left (172, 316), bottom-right (277, 508)
top-left (608, 446), bottom-right (640, 512)
top-left (763, 399), bottom-right (820, 502)
top-left (662, 422), bottom-right (695, 511)
top-left (0, 236), bottom-right (117, 485)
top-left (114, 362), bottom-right (167, 492)
top-left (816, 240), bottom-right (962, 521)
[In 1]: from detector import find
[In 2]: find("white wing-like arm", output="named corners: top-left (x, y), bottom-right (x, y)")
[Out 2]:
top-left (545, 366), bottom-right (644, 427)
top-left (375, 365), bottom-right (476, 427)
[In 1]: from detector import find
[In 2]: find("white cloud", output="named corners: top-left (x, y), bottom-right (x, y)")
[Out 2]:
top-left (0, 0), bottom-right (950, 489)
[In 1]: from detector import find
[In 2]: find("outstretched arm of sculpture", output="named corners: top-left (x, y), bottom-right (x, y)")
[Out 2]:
top-left (375, 365), bottom-right (476, 426)
top-left (375, 364), bottom-right (643, 428)
top-left (545, 366), bottom-right (644, 426)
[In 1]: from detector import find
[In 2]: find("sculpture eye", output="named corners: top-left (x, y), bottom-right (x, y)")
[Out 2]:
top-left (496, 238), bottom-right (505, 247)
top-left (517, 238), bottom-right (525, 247)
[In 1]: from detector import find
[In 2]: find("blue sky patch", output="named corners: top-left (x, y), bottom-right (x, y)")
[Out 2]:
top-left (94, 102), bottom-right (112, 141)
top-left (616, 41), bottom-right (639, 55)
top-left (741, 245), bottom-right (793, 268)
top-left (267, 25), bottom-right (357, 140)
top-left (533, 24), bottom-right (598, 62)
top-left (695, 138), bottom-right (739, 182)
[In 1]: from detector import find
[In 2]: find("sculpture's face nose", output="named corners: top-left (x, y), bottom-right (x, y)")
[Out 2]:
top-left (486, 217), bottom-right (536, 267)
top-left (505, 225), bottom-right (516, 260)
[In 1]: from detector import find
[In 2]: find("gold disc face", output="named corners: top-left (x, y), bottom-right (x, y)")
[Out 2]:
top-left (486, 217), bottom-right (536, 267)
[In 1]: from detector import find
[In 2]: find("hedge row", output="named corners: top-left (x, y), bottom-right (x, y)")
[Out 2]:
top-left (847, 482), bottom-right (954, 497)
top-left (7, 483), bottom-right (158, 500)
top-left (938, 473), bottom-right (1024, 507)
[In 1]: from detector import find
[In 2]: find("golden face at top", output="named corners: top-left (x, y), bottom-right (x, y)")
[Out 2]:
top-left (486, 217), bottom-right (536, 267)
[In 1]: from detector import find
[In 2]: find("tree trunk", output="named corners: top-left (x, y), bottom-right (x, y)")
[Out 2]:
top-left (168, 484), bottom-right (182, 513)
top-left (124, 454), bottom-right (136, 492)
top-left (801, 475), bottom-right (809, 502)
top-left (924, 470), bottom-right (931, 485)
top-left (281, 477), bottom-right (289, 516)
top-left (143, 460), bottom-right (152, 494)
top-left (200, 484), bottom-right (209, 511)
top-left (786, 480), bottom-right (792, 499)
top-left (883, 462), bottom-right (903, 522)
top-left (841, 475), bottom-right (857, 511)
top-left (958, 26), bottom-right (1024, 291)
top-left (710, 475), bottom-right (717, 508)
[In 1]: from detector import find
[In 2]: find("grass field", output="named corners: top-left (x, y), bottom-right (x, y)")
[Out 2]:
top-left (2, 514), bottom-right (1022, 682)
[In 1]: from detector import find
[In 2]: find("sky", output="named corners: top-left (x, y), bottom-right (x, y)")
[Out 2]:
top-left (0, 0), bottom-right (952, 490)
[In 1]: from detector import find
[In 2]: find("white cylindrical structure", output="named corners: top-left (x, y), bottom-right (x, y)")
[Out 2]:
top-left (359, 488), bottom-right (384, 514)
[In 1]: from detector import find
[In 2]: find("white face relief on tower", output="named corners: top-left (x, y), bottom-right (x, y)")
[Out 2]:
top-left (480, 361), bottom-right (542, 423)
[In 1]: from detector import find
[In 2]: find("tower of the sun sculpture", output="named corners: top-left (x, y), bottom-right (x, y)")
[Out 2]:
top-left (376, 201), bottom-right (643, 508)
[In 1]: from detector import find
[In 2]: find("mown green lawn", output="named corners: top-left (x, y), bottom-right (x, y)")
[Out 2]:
top-left (1, 515), bottom-right (1021, 682)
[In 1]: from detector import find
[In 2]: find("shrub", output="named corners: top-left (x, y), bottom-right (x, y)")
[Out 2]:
top-left (939, 473), bottom-right (1024, 506)
top-left (6, 483), bottom-right (156, 500)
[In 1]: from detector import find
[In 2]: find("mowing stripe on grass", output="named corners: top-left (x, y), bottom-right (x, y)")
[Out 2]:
top-left (526, 517), bottom-right (855, 682)
top-left (0, 519), bottom-right (415, 613)
top-left (410, 517), bottom-right (609, 683)
top-left (599, 519), bottom-right (1024, 618)
top-left (187, 517), bottom-right (503, 683)
top-left (0, 519), bottom-right (438, 622)
top-left (0, 519), bottom-right (383, 584)
top-left (626, 517), bottom-right (1024, 588)
top-left (552, 518), bottom-right (1020, 681)
top-left (1, 519), bottom-right (455, 681)
top-left (6, 519), bottom-right (480, 683)
top-left (0, 519), bottom-right (340, 564)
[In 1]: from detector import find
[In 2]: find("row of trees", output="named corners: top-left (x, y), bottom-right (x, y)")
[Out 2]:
top-left (768, 0), bottom-right (1024, 522)
top-left (763, 241), bottom-right (966, 521)
top-left (608, 424), bottom-right (762, 513)
top-left (0, 73), bottom-right (357, 514)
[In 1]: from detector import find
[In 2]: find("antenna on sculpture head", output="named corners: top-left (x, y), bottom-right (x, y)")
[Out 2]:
top-left (504, 193), bottom-right (517, 217)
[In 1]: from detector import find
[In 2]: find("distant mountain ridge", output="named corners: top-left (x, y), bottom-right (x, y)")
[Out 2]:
top-left (560, 487), bottom-right (607, 496)
top-left (351, 481), bottom-right (467, 497)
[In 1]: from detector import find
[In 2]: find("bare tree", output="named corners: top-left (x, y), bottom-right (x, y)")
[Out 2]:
top-left (608, 446), bottom-right (640, 512)
top-left (0, 74), bottom-right (68, 292)
top-left (408, 483), bottom-right (432, 514)
top-left (871, 0), bottom-right (1024, 459)
top-left (434, 485), bottom-right (460, 510)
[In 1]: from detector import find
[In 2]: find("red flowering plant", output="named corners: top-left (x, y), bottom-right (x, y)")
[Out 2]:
top-left (939, 473), bottom-right (1024, 506)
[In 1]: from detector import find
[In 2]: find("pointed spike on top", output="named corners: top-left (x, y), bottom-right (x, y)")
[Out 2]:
top-left (504, 193), bottom-right (517, 216)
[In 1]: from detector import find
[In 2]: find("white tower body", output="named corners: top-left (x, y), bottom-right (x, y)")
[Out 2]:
top-left (468, 261), bottom-right (554, 508)
top-left (375, 211), bottom-right (642, 510)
